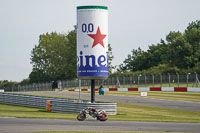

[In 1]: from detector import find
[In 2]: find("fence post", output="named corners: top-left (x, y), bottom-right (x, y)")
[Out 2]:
top-left (130, 76), bottom-right (132, 87)
top-left (186, 73), bottom-right (190, 87)
top-left (98, 80), bottom-right (100, 87)
top-left (194, 72), bottom-right (199, 87)
top-left (167, 73), bottom-right (170, 87)
top-left (159, 73), bottom-right (162, 87)
top-left (138, 75), bottom-right (141, 87)
top-left (102, 80), bottom-right (104, 87)
top-left (112, 77), bottom-right (114, 88)
top-left (144, 75), bottom-right (147, 87)
top-left (176, 72), bottom-right (179, 87)
top-left (116, 77), bottom-right (120, 88)
top-left (79, 80), bottom-right (81, 99)
top-left (151, 74), bottom-right (154, 87)
top-left (123, 77), bottom-right (125, 87)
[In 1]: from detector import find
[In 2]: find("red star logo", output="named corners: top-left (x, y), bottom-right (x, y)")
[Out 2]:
top-left (88, 26), bottom-right (107, 48)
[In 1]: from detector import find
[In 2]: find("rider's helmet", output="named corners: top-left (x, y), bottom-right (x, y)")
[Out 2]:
top-left (100, 110), bottom-right (106, 114)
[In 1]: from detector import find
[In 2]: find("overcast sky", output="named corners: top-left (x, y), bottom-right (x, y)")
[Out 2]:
top-left (0, 0), bottom-right (200, 81)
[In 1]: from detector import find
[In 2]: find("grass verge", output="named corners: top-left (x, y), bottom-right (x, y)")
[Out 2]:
top-left (0, 104), bottom-right (76, 119)
top-left (106, 91), bottom-right (200, 102)
top-left (67, 91), bottom-right (200, 102)
top-left (1, 103), bottom-right (200, 123)
top-left (111, 103), bottom-right (200, 122)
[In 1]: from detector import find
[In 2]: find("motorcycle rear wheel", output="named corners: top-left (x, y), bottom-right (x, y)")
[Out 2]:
top-left (77, 114), bottom-right (86, 121)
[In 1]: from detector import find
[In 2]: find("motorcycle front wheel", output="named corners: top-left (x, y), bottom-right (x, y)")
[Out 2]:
top-left (97, 114), bottom-right (108, 121)
top-left (77, 114), bottom-right (86, 121)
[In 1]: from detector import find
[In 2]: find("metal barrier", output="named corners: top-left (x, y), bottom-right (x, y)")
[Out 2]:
top-left (0, 93), bottom-right (117, 115)
top-left (3, 73), bottom-right (199, 92)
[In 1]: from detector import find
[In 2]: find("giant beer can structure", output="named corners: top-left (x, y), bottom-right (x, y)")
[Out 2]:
top-left (77, 6), bottom-right (108, 79)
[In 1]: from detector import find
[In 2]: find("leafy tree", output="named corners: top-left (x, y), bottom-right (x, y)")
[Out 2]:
top-left (166, 31), bottom-right (193, 68)
top-left (184, 20), bottom-right (200, 67)
top-left (117, 48), bottom-right (149, 72)
top-left (20, 78), bottom-right (30, 85)
top-left (108, 44), bottom-right (116, 74)
top-left (29, 31), bottom-right (76, 83)
top-left (117, 39), bottom-right (169, 73)
top-left (147, 39), bottom-right (168, 66)
top-left (117, 20), bottom-right (200, 73)
top-left (29, 68), bottom-right (50, 83)
top-left (0, 80), bottom-right (18, 88)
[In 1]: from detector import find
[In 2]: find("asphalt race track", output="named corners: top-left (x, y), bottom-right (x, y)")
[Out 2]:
top-left (20, 91), bottom-right (200, 112)
top-left (0, 117), bottom-right (200, 133)
top-left (2, 91), bottom-right (199, 133)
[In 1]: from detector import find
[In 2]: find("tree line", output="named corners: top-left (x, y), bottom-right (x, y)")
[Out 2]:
top-left (1, 20), bottom-right (199, 86)
top-left (114, 20), bottom-right (200, 76)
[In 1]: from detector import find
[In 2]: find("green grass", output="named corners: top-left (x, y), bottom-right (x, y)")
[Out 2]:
top-left (1, 103), bottom-right (200, 123)
top-left (106, 91), bottom-right (200, 102)
top-left (110, 103), bottom-right (200, 122)
top-left (0, 104), bottom-right (76, 119)
top-left (31, 131), bottom-right (185, 133)
top-left (67, 91), bottom-right (200, 102)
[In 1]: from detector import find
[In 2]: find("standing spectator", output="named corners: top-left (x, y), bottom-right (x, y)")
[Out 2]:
top-left (99, 85), bottom-right (104, 95)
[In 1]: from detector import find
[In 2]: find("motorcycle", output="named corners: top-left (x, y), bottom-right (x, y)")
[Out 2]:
top-left (77, 107), bottom-right (108, 121)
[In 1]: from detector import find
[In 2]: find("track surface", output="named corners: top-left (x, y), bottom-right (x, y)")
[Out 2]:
top-left (20, 91), bottom-right (200, 112)
top-left (0, 117), bottom-right (200, 133)
top-left (5, 92), bottom-right (199, 133)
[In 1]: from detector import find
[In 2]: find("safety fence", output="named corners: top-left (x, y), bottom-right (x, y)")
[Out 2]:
top-left (68, 87), bottom-right (200, 92)
top-left (63, 73), bottom-right (200, 89)
top-left (0, 93), bottom-right (117, 115)
top-left (4, 82), bottom-right (52, 92)
top-left (2, 73), bottom-right (199, 92)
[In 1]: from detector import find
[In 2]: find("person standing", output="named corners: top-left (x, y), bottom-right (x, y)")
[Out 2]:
top-left (99, 85), bottom-right (104, 95)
